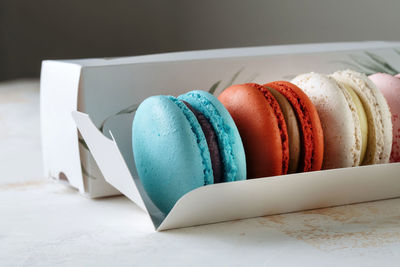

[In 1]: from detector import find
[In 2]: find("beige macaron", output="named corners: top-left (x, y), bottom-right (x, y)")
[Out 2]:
top-left (331, 70), bottom-right (392, 164)
top-left (292, 72), bottom-right (363, 169)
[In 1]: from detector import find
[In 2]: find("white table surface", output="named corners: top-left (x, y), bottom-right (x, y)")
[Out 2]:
top-left (1, 80), bottom-right (400, 267)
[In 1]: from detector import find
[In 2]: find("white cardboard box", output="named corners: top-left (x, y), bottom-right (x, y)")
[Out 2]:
top-left (40, 41), bottom-right (400, 230)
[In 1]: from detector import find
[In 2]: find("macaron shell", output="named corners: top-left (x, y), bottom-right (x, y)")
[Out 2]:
top-left (265, 81), bottom-right (324, 172)
top-left (179, 90), bottom-right (246, 181)
top-left (332, 70), bottom-right (392, 164)
top-left (132, 95), bottom-right (210, 214)
top-left (292, 73), bottom-right (361, 169)
top-left (218, 84), bottom-right (286, 178)
top-left (369, 73), bottom-right (400, 162)
top-left (257, 84), bottom-right (290, 175)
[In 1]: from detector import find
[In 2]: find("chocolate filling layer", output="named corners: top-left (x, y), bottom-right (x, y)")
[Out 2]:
top-left (182, 101), bottom-right (223, 183)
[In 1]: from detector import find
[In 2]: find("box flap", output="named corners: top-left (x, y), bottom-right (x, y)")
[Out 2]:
top-left (72, 111), bottom-right (166, 227)
top-left (72, 112), bottom-right (147, 208)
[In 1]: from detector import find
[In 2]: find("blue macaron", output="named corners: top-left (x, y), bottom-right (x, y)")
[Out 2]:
top-left (132, 90), bottom-right (246, 214)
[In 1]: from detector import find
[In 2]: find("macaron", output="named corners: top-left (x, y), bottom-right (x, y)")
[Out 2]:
top-left (368, 73), bottom-right (400, 162)
top-left (132, 90), bottom-right (246, 214)
top-left (218, 82), bottom-right (323, 178)
top-left (266, 86), bottom-right (301, 173)
top-left (331, 70), bottom-right (392, 164)
top-left (292, 73), bottom-right (367, 169)
top-left (218, 83), bottom-right (289, 178)
top-left (264, 81), bottom-right (324, 172)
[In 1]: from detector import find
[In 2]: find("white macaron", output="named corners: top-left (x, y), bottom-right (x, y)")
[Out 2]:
top-left (292, 72), bottom-right (364, 169)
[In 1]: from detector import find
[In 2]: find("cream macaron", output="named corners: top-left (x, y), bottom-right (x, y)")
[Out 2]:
top-left (292, 72), bottom-right (366, 169)
top-left (331, 70), bottom-right (392, 164)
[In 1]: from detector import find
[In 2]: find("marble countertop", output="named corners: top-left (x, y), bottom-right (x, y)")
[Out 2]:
top-left (1, 80), bottom-right (400, 266)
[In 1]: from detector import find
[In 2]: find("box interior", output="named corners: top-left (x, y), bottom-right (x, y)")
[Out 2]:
top-left (70, 42), bottom-right (400, 230)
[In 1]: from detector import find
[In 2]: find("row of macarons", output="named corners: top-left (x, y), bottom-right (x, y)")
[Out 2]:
top-left (132, 69), bottom-right (399, 214)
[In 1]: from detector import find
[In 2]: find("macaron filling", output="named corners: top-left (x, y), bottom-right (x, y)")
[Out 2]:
top-left (251, 84), bottom-right (289, 174)
top-left (167, 96), bottom-right (214, 185)
top-left (182, 101), bottom-right (223, 183)
top-left (179, 92), bottom-right (238, 182)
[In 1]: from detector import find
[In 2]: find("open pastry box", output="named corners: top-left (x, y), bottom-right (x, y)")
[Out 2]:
top-left (40, 41), bottom-right (400, 231)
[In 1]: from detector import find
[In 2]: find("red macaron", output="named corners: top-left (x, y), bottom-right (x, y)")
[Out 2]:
top-left (265, 81), bottom-right (324, 172)
top-left (218, 83), bottom-right (289, 178)
top-left (218, 81), bottom-right (324, 179)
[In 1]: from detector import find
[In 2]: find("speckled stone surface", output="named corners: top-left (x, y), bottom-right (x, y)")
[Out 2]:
top-left (0, 79), bottom-right (42, 182)
top-left (2, 80), bottom-right (400, 267)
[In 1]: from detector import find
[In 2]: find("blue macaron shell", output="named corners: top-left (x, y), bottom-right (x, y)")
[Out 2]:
top-left (132, 95), bottom-right (213, 214)
top-left (178, 90), bottom-right (247, 182)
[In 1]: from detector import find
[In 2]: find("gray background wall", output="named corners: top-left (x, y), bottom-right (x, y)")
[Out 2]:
top-left (1, 0), bottom-right (400, 81)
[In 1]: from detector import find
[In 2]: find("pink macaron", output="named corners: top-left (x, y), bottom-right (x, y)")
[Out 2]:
top-left (369, 73), bottom-right (400, 162)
